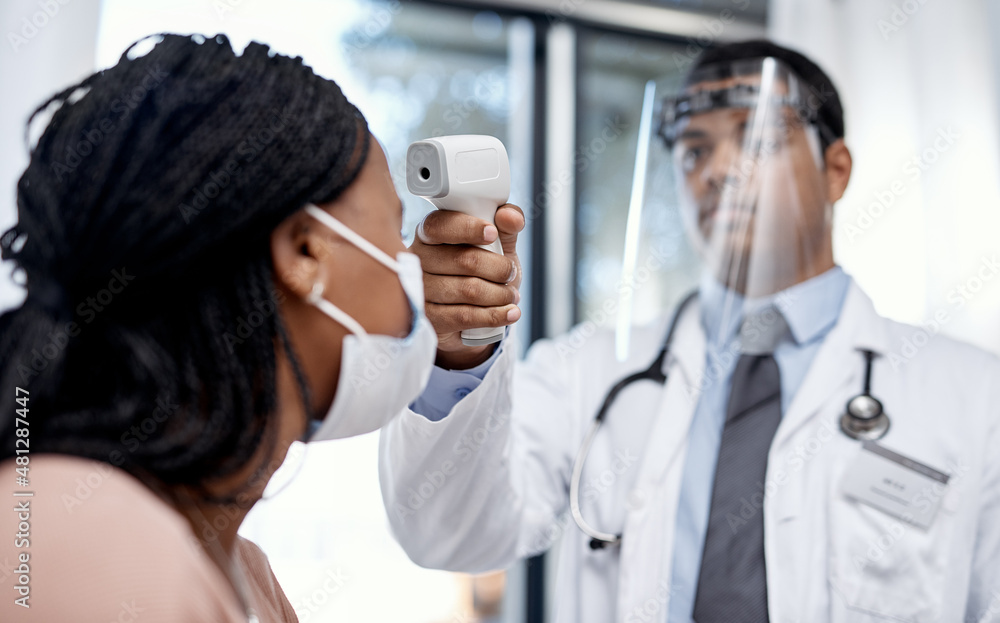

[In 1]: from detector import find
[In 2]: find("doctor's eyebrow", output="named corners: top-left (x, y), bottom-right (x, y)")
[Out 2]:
top-left (680, 128), bottom-right (710, 141)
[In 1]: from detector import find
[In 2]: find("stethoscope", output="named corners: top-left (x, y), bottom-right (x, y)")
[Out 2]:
top-left (568, 291), bottom-right (891, 550)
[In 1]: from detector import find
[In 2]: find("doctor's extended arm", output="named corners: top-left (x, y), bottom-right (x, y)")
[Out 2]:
top-left (379, 206), bottom-right (581, 573)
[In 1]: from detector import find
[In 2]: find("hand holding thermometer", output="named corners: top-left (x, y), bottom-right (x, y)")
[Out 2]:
top-left (406, 135), bottom-right (511, 347)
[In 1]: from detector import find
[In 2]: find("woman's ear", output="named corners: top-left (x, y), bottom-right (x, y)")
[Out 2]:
top-left (824, 139), bottom-right (853, 204)
top-left (270, 209), bottom-right (331, 300)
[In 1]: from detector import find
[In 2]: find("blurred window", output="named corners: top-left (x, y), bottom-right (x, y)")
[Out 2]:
top-left (576, 29), bottom-right (701, 331)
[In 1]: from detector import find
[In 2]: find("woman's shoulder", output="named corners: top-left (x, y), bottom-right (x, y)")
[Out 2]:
top-left (236, 536), bottom-right (301, 623)
top-left (0, 454), bottom-right (246, 622)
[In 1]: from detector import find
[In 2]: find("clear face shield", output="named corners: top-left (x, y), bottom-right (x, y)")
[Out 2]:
top-left (648, 57), bottom-right (836, 346)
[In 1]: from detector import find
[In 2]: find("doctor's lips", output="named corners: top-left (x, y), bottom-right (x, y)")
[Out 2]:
top-left (698, 198), bottom-right (757, 234)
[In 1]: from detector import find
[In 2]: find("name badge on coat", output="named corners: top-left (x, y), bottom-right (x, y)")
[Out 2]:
top-left (840, 441), bottom-right (950, 530)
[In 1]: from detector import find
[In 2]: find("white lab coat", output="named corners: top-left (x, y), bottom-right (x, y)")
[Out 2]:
top-left (379, 279), bottom-right (1000, 622)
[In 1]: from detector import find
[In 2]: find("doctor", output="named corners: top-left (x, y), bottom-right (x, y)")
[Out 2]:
top-left (380, 40), bottom-right (1000, 622)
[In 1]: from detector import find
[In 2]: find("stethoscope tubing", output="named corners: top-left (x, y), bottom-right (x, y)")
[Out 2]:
top-left (568, 291), bottom-right (697, 549)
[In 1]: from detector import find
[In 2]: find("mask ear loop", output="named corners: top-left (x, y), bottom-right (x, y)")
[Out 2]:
top-left (303, 203), bottom-right (418, 336)
top-left (307, 281), bottom-right (368, 337)
top-left (304, 204), bottom-right (400, 273)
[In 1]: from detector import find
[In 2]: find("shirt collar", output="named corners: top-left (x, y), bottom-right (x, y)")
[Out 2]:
top-left (699, 265), bottom-right (850, 348)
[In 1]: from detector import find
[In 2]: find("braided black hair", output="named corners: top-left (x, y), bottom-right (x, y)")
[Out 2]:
top-left (0, 34), bottom-right (370, 502)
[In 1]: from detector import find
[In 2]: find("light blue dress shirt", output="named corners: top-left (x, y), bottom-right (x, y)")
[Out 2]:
top-left (667, 266), bottom-right (849, 622)
top-left (410, 333), bottom-right (506, 421)
top-left (411, 268), bottom-right (850, 622)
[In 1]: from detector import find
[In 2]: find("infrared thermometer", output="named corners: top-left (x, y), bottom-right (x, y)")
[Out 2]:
top-left (406, 135), bottom-right (511, 347)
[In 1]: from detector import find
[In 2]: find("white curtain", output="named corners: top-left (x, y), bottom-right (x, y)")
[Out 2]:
top-left (770, 0), bottom-right (1000, 355)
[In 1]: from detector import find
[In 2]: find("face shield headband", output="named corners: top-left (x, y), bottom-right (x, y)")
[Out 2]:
top-left (657, 57), bottom-right (837, 152)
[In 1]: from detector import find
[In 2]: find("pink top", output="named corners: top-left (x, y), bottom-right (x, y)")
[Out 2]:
top-left (0, 454), bottom-right (298, 622)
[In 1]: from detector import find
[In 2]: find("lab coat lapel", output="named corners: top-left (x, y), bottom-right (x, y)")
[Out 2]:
top-left (764, 280), bottom-right (892, 621)
top-left (616, 297), bottom-right (705, 618)
top-left (619, 295), bottom-right (707, 481)
top-left (771, 280), bottom-right (891, 462)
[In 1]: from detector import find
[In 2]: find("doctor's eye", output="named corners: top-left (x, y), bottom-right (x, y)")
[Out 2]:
top-left (680, 145), bottom-right (710, 173)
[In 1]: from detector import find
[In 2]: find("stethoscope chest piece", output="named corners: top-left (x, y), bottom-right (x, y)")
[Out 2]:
top-left (841, 393), bottom-right (890, 441)
top-left (840, 349), bottom-right (890, 441)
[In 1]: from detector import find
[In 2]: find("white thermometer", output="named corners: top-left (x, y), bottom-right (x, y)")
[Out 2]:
top-left (406, 135), bottom-right (511, 347)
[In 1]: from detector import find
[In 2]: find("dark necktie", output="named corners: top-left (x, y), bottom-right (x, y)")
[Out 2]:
top-left (692, 310), bottom-right (787, 622)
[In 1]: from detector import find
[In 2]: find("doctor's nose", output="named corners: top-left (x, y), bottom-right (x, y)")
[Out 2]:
top-left (702, 137), bottom-right (743, 194)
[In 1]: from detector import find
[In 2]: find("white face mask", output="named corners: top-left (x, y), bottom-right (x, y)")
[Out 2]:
top-left (302, 204), bottom-right (437, 441)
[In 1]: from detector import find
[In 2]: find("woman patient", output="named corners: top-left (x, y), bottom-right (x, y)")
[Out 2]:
top-left (0, 33), bottom-right (448, 622)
